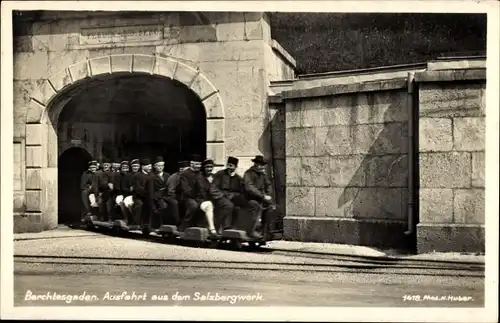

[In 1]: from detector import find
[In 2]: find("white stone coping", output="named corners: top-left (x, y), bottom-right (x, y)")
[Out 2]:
top-left (414, 68), bottom-right (486, 83)
top-left (270, 39), bottom-right (297, 68)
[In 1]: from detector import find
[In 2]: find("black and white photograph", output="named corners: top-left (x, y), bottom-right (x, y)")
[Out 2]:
top-left (1, 1), bottom-right (498, 321)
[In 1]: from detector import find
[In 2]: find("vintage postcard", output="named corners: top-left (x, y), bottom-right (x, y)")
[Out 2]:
top-left (1, 0), bottom-right (498, 321)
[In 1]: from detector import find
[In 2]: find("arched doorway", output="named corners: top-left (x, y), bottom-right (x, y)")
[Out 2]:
top-left (58, 147), bottom-right (92, 224)
top-left (24, 54), bottom-right (226, 229)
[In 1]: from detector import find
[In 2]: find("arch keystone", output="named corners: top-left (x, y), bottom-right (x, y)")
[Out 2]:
top-left (89, 56), bottom-right (111, 76)
top-left (132, 54), bottom-right (155, 74)
top-left (110, 54), bottom-right (133, 73)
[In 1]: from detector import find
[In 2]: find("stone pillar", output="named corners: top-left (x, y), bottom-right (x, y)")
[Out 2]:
top-left (416, 69), bottom-right (485, 253)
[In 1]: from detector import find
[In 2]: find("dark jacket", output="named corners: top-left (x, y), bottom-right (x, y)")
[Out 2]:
top-left (179, 168), bottom-right (201, 200)
top-left (116, 172), bottom-right (133, 195)
top-left (80, 170), bottom-right (99, 194)
top-left (152, 171), bottom-right (170, 200)
top-left (243, 166), bottom-right (272, 202)
top-left (166, 172), bottom-right (181, 198)
top-left (210, 169), bottom-right (243, 200)
top-left (195, 174), bottom-right (213, 204)
top-left (131, 171), bottom-right (154, 201)
top-left (97, 170), bottom-right (114, 193)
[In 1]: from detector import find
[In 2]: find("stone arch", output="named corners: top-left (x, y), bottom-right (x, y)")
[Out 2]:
top-left (23, 54), bottom-right (226, 227)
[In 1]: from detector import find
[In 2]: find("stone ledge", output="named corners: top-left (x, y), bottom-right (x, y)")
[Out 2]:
top-left (282, 78), bottom-right (408, 100)
top-left (414, 69), bottom-right (486, 83)
top-left (283, 216), bottom-right (411, 250)
top-left (270, 39), bottom-right (297, 68)
top-left (14, 212), bottom-right (44, 233)
top-left (416, 223), bottom-right (484, 253)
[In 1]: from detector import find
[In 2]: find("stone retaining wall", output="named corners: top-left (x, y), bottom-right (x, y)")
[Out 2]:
top-left (415, 69), bottom-right (486, 253)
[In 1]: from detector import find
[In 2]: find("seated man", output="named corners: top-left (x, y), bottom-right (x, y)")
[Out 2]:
top-left (151, 156), bottom-right (171, 229)
top-left (194, 159), bottom-right (218, 237)
top-left (115, 160), bottom-right (133, 222)
top-left (242, 155), bottom-right (273, 239)
top-left (211, 156), bottom-right (245, 232)
top-left (123, 158), bottom-right (141, 212)
top-left (165, 160), bottom-right (190, 227)
top-left (97, 158), bottom-right (115, 221)
top-left (178, 154), bottom-right (203, 232)
top-left (80, 160), bottom-right (99, 218)
top-left (131, 158), bottom-right (154, 226)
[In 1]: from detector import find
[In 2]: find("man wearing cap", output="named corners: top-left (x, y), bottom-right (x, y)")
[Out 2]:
top-left (211, 156), bottom-right (245, 232)
top-left (178, 154), bottom-right (203, 232)
top-left (123, 158), bottom-right (141, 212)
top-left (193, 159), bottom-right (218, 236)
top-left (80, 160), bottom-right (99, 217)
top-left (242, 155), bottom-right (273, 239)
top-left (131, 158), bottom-right (155, 227)
top-left (151, 156), bottom-right (172, 228)
top-left (165, 160), bottom-right (189, 226)
top-left (96, 158), bottom-right (115, 221)
top-left (115, 160), bottom-right (133, 222)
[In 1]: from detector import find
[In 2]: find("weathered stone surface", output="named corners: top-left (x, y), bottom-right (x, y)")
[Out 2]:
top-left (419, 152), bottom-right (471, 188)
top-left (14, 213), bottom-right (44, 233)
top-left (14, 123), bottom-right (25, 139)
top-left (271, 129), bottom-right (285, 159)
top-left (419, 118), bottom-right (453, 152)
top-left (287, 127), bottom-right (315, 156)
top-left (245, 20), bottom-right (264, 40)
top-left (14, 35), bottom-right (33, 52)
top-left (26, 190), bottom-right (43, 212)
top-left (225, 117), bottom-right (261, 156)
top-left (31, 80), bottom-right (57, 106)
top-left (89, 56), bottom-right (111, 76)
top-left (206, 119), bottom-right (225, 142)
top-left (202, 93), bottom-right (224, 119)
top-left (329, 155), bottom-right (366, 187)
top-left (301, 157), bottom-right (330, 187)
top-left (206, 142), bottom-right (225, 165)
top-left (47, 50), bottom-right (91, 77)
top-left (285, 101), bottom-right (302, 128)
top-left (13, 192), bottom-right (25, 212)
top-left (454, 189), bottom-right (485, 224)
top-left (26, 124), bottom-right (46, 146)
top-left (416, 223), bottom-right (484, 253)
top-left (174, 62), bottom-right (199, 86)
top-left (68, 60), bottom-right (90, 83)
top-left (13, 142), bottom-right (24, 191)
top-left (365, 154), bottom-right (408, 187)
top-left (216, 21), bottom-right (246, 42)
top-left (26, 146), bottom-right (47, 168)
top-left (284, 216), bottom-right (410, 249)
top-left (110, 54), bottom-right (133, 73)
top-left (285, 157), bottom-right (302, 186)
top-left (419, 83), bottom-right (483, 117)
top-left (48, 68), bottom-right (72, 92)
top-left (315, 126), bottom-right (353, 156)
top-left (286, 187), bottom-right (315, 216)
top-left (179, 24), bottom-right (217, 43)
top-left (315, 187), bottom-right (353, 217)
top-left (26, 168), bottom-right (44, 190)
top-left (348, 187), bottom-right (404, 220)
top-left (353, 123), bottom-right (407, 154)
top-left (471, 152), bottom-right (485, 188)
top-left (190, 72), bottom-right (218, 101)
top-left (155, 57), bottom-right (177, 79)
top-left (453, 117), bottom-right (485, 151)
top-left (419, 188), bottom-right (454, 223)
top-left (14, 80), bottom-right (44, 115)
top-left (25, 100), bottom-right (45, 124)
top-left (14, 51), bottom-right (49, 80)
top-left (480, 86), bottom-right (486, 116)
top-left (132, 54), bottom-right (155, 74)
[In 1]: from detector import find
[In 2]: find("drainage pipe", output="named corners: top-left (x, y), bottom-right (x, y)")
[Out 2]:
top-left (405, 72), bottom-right (416, 236)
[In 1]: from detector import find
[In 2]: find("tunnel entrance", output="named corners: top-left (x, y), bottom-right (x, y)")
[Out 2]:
top-left (58, 147), bottom-right (92, 224)
top-left (56, 73), bottom-right (207, 223)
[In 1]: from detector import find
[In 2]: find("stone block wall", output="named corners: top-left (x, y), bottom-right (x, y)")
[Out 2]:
top-left (280, 79), bottom-right (411, 248)
top-left (415, 69), bottom-right (486, 253)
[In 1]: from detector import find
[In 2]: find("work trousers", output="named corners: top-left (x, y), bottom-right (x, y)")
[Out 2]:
top-left (213, 196), bottom-right (245, 232)
top-left (153, 197), bottom-right (181, 228)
